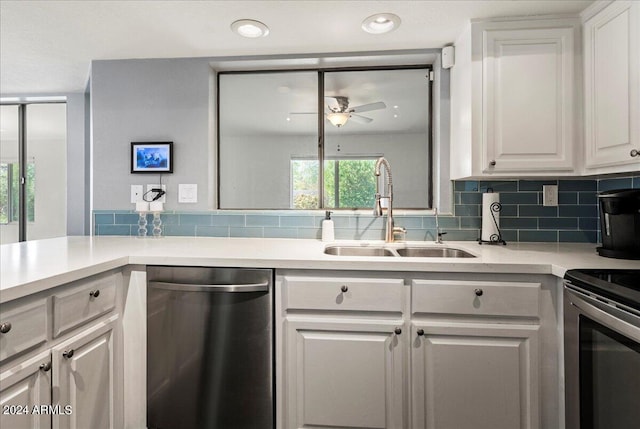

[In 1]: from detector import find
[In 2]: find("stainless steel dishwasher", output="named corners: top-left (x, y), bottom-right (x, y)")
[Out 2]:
top-left (146, 266), bottom-right (274, 429)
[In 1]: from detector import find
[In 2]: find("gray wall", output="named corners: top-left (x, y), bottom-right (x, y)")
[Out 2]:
top-left (91, 58), bottom-right (213, 210)
top-left (90, 55), bottom-right (450, 214)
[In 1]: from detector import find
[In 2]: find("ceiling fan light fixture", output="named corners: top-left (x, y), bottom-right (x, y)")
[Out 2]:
top-left (231, 19), bottom-right (270, 38)
top-left (362, 13), bottom-right (401, 34)
top-left (327, 112), bottom-right (350, 128)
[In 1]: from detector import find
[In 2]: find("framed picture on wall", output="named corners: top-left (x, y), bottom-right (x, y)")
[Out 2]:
top-left (131, 142), bottom-right (173, 173)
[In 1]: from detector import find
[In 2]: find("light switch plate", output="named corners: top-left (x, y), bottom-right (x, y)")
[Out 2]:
top-left (130, 185), bottom-right (143, 203)
top-left (146, 184), bottom-right (167, 203)
top-left (543, 185), bottom-right (558, 207)
top-left (178, 184), bottom-right (198, 203)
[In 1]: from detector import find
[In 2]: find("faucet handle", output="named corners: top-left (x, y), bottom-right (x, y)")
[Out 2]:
top-left (392, 226), bottom-right (407, 241)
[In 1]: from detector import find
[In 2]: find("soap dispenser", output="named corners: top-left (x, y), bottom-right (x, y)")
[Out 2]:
top-left (322, 211), bottom-right (335, 242)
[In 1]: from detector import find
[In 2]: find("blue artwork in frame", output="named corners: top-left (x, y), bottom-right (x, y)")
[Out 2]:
top-left (131, 142), bottom-right (173, 173)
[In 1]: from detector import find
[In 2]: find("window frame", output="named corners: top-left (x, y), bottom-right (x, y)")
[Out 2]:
top-left (216, 64), bottom-right (434, 210)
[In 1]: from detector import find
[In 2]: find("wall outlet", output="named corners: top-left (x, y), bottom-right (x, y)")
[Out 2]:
top-left (146, 184), bottom-right (167, 203)
top-left (543, 185), bottom-right (558, 207)
top-left (130, 185), bottom-right (143, 203)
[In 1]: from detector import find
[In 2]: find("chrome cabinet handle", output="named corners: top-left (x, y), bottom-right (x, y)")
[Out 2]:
top-left (0, 322), bottom-right (11, 334)
top-left (394, 327), bottom-right (402, 335)
top-left (489, 160), bottom-right (496, 167)
top-left (40, 362), bottom-right (51, 372)
top-left (475, 288), bottom-right (484, 296)
top-left (340, 285), bottom-right (348, 293)
top-left (90, 289), bottom-right (100, 298)
top-left (631, 149), bottom-right (639, 158)
top-left (416, 329), bottom-right (425, 336)
top-left (63, 349), bottom-right (74, 359)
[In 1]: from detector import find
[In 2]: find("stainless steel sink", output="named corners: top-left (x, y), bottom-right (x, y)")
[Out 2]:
top-left (396, 247), bottom-right (475, 258)
top-left (324, 245), bottom-right (476, 258)
top-left (324, 246), bottom-right (396, 257)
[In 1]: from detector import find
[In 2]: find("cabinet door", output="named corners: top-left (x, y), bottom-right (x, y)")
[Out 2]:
top-left (0, 351), bottom-right (51, 429)
top-left (584, 1), bottom-right (640, 170)
top-left (52, 316), bottom-right (117, 429)
top-left (411, 322), bottom-right (539, 429)
top-left (285, 318), bottom-right (405, 429)
top-left (480, 26), bottom-right (576, 173)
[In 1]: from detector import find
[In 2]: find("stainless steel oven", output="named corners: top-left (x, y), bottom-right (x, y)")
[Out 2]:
top-left (564, 269), bottom-right (640, 429)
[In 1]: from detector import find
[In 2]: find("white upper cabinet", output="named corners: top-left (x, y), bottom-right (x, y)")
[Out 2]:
top-left (583, 0), bottom-right (640, 173)
top-left (451, 18), bottom-right (581, 179)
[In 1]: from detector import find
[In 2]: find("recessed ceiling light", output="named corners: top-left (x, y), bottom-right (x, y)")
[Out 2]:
top-left (231, 19), bottom-right (270, 38)
top-left (361, 13), bottom-right (401, 34)
top-left (393, 105), bottom-right (399, 109)
top-left (286, 117), bottom-right (291, 122)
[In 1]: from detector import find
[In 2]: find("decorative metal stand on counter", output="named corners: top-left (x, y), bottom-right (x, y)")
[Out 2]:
top-left (478, 201), bottom-right (507, 245)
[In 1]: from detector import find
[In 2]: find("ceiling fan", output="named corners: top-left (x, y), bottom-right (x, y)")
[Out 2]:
top-left (290, 96), bottom-right (387, 128)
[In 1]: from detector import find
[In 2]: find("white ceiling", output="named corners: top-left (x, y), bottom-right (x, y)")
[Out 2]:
top-left (0, 0), bottom-right (593, 95)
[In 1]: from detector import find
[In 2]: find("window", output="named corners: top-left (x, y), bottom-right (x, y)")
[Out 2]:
top-left (291, 157), bottom-right (379, 209)
top-left (0, 162), bottom-right (35, 224)
top-left (0, 102), bottom-right (66, 243)
top-left (323, 158), bottom-right (377, 209)
top-left (218, 66), bottom-right (431, 210)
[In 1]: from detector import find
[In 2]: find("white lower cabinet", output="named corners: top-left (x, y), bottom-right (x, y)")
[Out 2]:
top-left (411, 279), bottom-right (541, 429)
top-left (0, 351), bottom-right (52, 429)
top-left (0, 316), bottom-right (117, 429)
top-left (0, 271), bottom-right (122, 429)
top-left (52, 316), bottom-right (116, 429)
top-left (411, 322), bottom-right (539, 429)
top-left (278, 273), bottom-right (547, 429)
top-left (284, 318), bottom-right (405, 429)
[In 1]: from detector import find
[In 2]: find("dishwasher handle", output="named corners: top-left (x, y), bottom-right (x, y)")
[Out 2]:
top-left (148, 281), bottom-right (269, 293)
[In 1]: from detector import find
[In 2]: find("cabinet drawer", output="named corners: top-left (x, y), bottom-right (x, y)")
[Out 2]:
top-left (412, 280), bottom-right (540, 318)
top-left (52, 272), bottom-right (118, 337)
top-left (284, 276), bottom-right (404, 312)
top-left (0, 298), bottom-right (47, 363)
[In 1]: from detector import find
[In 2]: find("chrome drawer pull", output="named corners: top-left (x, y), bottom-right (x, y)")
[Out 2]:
top-left (0, 322), bottom-right (11, 334)
top-left (394, 327), bottom-right (402, 335)
top-left (40, 362), bottom-right (52, 372)
top-left (90, 289), bottom-right (100, 298)
top-left (417, 329), bottom-right (425, 336)
top-left (340, 285), bottom-right (348, 293)
top-left (63, 349), bottom-right (74, 359)
top-left (474, 288), bottom-right (484, 297)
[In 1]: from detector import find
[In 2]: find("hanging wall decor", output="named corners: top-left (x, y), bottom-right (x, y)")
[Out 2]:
top-left (131, 142), bottom-right (173, 173)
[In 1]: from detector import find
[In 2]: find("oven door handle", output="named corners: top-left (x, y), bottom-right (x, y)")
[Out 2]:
top-left (565, 287), bottom-right (640, 343)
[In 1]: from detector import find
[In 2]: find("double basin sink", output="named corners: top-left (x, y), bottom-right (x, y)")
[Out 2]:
top-left (324, 245), bottom-right (476, 258)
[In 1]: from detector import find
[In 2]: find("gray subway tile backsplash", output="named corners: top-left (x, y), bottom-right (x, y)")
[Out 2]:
top-left (95, 175), bottom-right (639, 243)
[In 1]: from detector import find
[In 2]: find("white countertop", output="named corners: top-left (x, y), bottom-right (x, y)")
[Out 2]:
top-left (1, 236), bottom-right (638, 303)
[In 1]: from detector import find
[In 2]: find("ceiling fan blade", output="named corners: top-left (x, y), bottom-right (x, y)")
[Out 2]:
top-left (350, 101), bottom-right (386, 113)
top-left (325, 96), bottom-right (340, 110)
top-left (350, 114), bottom-right (373, 124)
